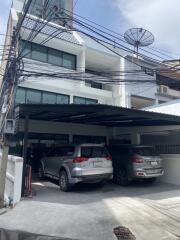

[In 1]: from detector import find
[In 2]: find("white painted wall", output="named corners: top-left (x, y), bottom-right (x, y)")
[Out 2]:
top-left (20, 59), bottom-right (113, 105)
top-left (124, 58), bottom-right (157, 103)
top-left (2, 154), bottom-right (23, 206)
top-left (160, 154), bottom-right (180, 186)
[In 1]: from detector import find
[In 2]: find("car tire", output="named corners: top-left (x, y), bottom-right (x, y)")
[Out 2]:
top-left (38, 164), bottom-right (45, 180)
top-left (115, 168), bottom-right (130, 186)
top-left (145, 178), bottom-right (157, 184)
top-left (59, 170), bottom-right (71, 192)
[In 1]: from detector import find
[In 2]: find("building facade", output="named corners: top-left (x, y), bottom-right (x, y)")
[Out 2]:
top-left (2, 0), bottom-right (179, 112)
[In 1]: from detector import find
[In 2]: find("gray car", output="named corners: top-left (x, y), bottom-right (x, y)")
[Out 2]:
top-left (39, 144), bottom-right (113, 191)
top-left (108, 145), bottom-right (164, 186)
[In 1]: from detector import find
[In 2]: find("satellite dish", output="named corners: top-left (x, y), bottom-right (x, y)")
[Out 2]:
top-left (124, 28), bottom-right (154, 57)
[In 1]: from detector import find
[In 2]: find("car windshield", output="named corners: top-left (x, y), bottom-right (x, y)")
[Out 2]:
top-left (133, 147), bottom-right (156, 156)
top-left (81, 146), bottom-right (109, 158)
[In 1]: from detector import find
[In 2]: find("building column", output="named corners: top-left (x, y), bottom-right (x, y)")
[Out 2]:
top-left (69, 134), bottom-right (73, 144)
top-left (131, 133), bottom-right (141, 145)
top-left (21, 114), bottom-right (29, 196)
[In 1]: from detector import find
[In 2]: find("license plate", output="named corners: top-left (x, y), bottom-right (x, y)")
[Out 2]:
top-left (151, 161), bottom-right (158, 166)
top-left (94, 161), bottom-right (102, 167)
top-left (148, 169), bottom-right (160, 174)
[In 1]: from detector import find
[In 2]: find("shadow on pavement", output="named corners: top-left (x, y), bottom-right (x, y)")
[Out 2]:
top-left (0, 228), bottom-right (78, 240)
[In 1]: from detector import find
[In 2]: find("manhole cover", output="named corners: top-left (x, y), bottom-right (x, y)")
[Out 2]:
top-left (113, 226), bottom-right (136, 240)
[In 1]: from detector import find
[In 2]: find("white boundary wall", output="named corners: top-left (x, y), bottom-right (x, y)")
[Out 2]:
top-left (0, 153), bottom-right (23, 206)
top-left (160, 154), bottom-right (180, 186)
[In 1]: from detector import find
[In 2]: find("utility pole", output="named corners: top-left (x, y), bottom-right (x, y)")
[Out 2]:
top-left (0, 28), bottom-right (17, 208)
top-left (0, 0), bottom-right (33, 208)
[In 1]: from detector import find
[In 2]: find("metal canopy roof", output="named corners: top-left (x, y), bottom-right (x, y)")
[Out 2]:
top-left (15, 104), bottom-right (180, 127)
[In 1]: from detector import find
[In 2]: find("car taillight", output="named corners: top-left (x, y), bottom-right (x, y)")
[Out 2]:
top-left (106, 155), bottom-right (112, 161)
top-left (73, 157), bottom-right (89, 163)
top-left (131, 156), bottom-right (144, 163)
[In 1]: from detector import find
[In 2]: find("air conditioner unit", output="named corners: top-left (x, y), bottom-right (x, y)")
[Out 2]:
top-left (158, 85), bottom-right (168, 94)
top-left (4, 119), bottom-right (16, 134)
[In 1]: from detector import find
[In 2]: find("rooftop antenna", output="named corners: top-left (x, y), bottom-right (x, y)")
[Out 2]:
top-left (124, 28), bottom-right (154, 58)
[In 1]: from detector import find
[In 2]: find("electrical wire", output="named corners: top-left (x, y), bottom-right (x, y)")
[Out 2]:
top-left (63, 8), bottom-right (180, 60)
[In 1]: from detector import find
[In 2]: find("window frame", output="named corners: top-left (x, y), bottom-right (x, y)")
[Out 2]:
top-left (21, 40), bottom-right (77, 70)
top-left (15, 87), bottom-right (70, 105)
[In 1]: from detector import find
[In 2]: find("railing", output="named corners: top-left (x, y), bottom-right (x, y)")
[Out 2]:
top-left (154, 145), bottom-right (180, 155)
top-left (24, 165), bottom-right (32, 197)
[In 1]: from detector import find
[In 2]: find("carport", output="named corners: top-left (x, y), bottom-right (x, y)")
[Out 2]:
top-left (13, 103), bottom-right (180, 193)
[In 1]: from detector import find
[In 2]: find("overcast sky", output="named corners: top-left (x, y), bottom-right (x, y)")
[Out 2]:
top-left (0, 0), bottom-right (180, 59)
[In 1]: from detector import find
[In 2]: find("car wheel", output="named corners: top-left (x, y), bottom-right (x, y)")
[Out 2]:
top-left (145, 178), bottom-right (157, 184)
top-left (59, 170), bottom-right (71, 192)
top-left (116, 168), bottom-right (130, 186)
top-left (38, 164), bottom-right (45, 180)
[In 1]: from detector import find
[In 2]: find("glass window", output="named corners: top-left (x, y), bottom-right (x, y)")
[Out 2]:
top-left (56, 94), bottom-right (69, 104)
top-left (42, 92), bottom-right (56, 104)
top-left (48, 48), bottom-right (62, 66)
top-left (15, 88), bottom-right (26, 104)
top-left (32, 43), bottom-right (47, 62)
top-left (73, 97), bottom-right (86, 104)
top-left (133, 147), bottom-right (156, 156)
top-left (21, 41), bottom-right (31, 58)
top-left (46, 0), bottom-right (64, 20)
top-left (74, 96), bottom-right (98, 105)
top-left (63, 53), bottom-right (76, 70)
top-left (26, 89), bottom-right (42, 104)
top-left (81, 147), bottom-right (109, 158)
top-left (86, 98), bottom-right (98, 104)
top-left (29, 0), bottom-right (43, 18)
top-left (60, 146), bottom-right (75, 156)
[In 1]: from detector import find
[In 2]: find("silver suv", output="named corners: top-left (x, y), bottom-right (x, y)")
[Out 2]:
top-left (108, 145), bottom-right (164, 186)
top-left (39, 144), bottom-right (113, 191)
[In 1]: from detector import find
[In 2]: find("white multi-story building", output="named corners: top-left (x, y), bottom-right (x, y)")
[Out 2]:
top-left (1, 0), bottom-right (179, 112)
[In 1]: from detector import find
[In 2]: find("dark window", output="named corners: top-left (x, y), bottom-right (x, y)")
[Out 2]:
top-left (56, 94), bottom-right (69, 104)
top-left (60, 146), bottom-right (75, 156)
top-left (85, 80), bottom-right (103, 90)
top-left (15, 87), bottom-right (70, 106)
top-left (42, 92), bottom-right (56, 104)
top-left (32, 43), bottom-right (47, 62)
top-left (21, 40), bottom-right (76, 70)
top-left (26, 89), bottom-right (42, 104)
top-left (74, 96), bottom-right (86, 104)
top-left (73, 96), bottom-right (98, 105)
top-left (28, 0), bottom-right (43, 18)
top-left (48, 48), bottom-right (62, 66)
top-left (15, 88), bottom-right (26, 104)
top-left (21, 41), bottom-right (31, 58)
top-left (133, 147), bottom-right (155, 156)
top-left (63, 53), bottom-right (76, 70)
top-left (81, 146), bottom-right (109, 158)
top-left (43, 0), bottom-right (64, 21)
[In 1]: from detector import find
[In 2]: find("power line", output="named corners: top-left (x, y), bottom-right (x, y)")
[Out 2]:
top-left (73, 0), bottom-right (79, 9)
top-left (63, 8), bottom-right (180, 60)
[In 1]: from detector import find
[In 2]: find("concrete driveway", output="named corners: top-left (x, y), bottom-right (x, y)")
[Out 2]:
top-left (1, 180), bottom-right (180, 240)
